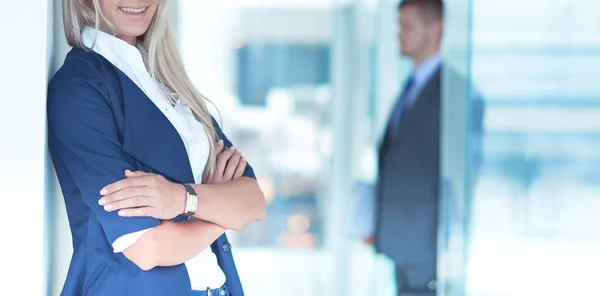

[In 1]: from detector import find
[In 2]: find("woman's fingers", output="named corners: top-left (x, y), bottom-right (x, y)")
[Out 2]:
top-left (101, 171), bottom-right (153, 196)
top-left (215, 147), bottom-right (236, 177)
top-left (223, 150), bottom-right (242, 180)
top-left (208, 141), bottom-right (247, 184)
top-left (216, 139), bottom-right (225, 153)
top-left (118, 207), bottom-right (154, 217)
top-left (100, 186), bottom-right (148, 207)
top-left (213, 139), bottom-right (226, 177)
top-left (233, 157), bottom-right (247, 179)
top-left (104, 195), bottom-right (152, 212)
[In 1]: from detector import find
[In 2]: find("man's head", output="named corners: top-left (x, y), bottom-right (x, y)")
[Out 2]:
top-left (397, 0), bottom-right (444, 65)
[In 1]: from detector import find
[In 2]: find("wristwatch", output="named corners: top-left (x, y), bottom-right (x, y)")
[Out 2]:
top-left (182, 184), bottom-right (198, 217)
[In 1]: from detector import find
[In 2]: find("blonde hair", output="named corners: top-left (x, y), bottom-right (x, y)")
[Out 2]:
top-left (63, 0), bottom-right (218, 181)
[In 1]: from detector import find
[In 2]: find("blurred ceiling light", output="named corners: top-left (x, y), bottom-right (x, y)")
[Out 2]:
top-left (286, 214), bottom-right (310, 234)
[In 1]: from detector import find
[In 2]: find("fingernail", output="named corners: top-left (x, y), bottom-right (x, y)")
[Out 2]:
top-left (125, 170), bottom-right (131, 174)
top-left (100, 189), bottom-right (107, 195)
top-left (118, 210), bottom-right (127, 217)
top-left (98, 198), bottom-right (106, 206)
top-left (104, 204), bottom-right (112, 211)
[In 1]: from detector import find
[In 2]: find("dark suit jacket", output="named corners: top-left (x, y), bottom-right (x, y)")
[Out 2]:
top-left (374, 65), bottom-right (484, 270)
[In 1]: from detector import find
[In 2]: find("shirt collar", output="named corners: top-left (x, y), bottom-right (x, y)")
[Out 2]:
top-left (412, 53), bottom-right (442, 86)
top-left (81, 26), bottom-right (144, 69)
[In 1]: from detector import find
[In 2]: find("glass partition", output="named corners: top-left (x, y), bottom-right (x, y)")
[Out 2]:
top-left (441, 0), bottom-right (600, 295)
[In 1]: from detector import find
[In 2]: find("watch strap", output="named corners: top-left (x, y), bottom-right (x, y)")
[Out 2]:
top-left (183, 183), bottom-right (197, 195)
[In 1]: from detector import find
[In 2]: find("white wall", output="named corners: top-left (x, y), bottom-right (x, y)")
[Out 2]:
top-left (48, 0), bottom-right (74, 295)
top-left (0, 1), bottom-right (50, 295)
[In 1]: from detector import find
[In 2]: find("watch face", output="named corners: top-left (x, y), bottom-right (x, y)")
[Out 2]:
top-left (189, 196), bottom-right (198, 211)
top-left (185, 194), bottom-right (198, 215)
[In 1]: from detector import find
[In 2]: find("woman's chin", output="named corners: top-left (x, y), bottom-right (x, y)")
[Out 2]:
top-left (116, 27), bottom-right (150, 44)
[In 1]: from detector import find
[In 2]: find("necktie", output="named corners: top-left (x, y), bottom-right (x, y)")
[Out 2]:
top-left (387, 75), bottom-right (415, 138)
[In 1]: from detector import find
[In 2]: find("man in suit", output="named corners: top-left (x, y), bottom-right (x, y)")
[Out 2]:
top-left (364, 0), bottom-right (484, 295)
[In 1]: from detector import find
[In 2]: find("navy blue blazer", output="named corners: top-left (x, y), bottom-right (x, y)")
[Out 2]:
top-left (48, 48), bottom-right (254, 296)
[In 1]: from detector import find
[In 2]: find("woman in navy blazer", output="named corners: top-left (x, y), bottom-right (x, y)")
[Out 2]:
top-left (48, 0), bottom-right (266, 295)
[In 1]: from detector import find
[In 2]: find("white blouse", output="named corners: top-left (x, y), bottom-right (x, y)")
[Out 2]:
top-left (82, 26), bottom-right (225, 290)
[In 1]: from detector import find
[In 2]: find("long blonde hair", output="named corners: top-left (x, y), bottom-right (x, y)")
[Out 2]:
top-left (63, 0), bottom-right (218, 181)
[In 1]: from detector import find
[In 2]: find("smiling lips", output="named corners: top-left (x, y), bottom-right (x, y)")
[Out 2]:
top-left (119, 6), bottom-right (148, 14)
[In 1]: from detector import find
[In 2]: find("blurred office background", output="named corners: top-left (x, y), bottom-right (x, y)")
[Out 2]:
top-left (1, 0), bottom-right (599, 295)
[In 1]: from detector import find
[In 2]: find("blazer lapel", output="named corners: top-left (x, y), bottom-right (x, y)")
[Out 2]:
top-left (118, 71), bottom-right (195, 184)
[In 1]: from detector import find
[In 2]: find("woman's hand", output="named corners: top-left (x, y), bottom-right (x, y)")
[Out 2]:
top-left (208, 140), bottom-right (247, 184)
top-left (99, 170), bottom-right (186, 220)
top-left (99, 140), bottom-right (248, 219)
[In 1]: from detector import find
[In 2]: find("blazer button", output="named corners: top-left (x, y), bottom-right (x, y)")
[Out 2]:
top-left (222, 242), bottom-right (232, 253)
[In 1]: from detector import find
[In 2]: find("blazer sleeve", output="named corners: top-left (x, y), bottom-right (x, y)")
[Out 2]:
top-left (48, 78), bottom-right (161, 245)
top-left (211, 117), bottom-right (256, 179)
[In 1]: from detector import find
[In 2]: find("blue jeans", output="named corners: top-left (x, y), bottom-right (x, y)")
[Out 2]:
top-left (190, 285), bottom-right (229, 296)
